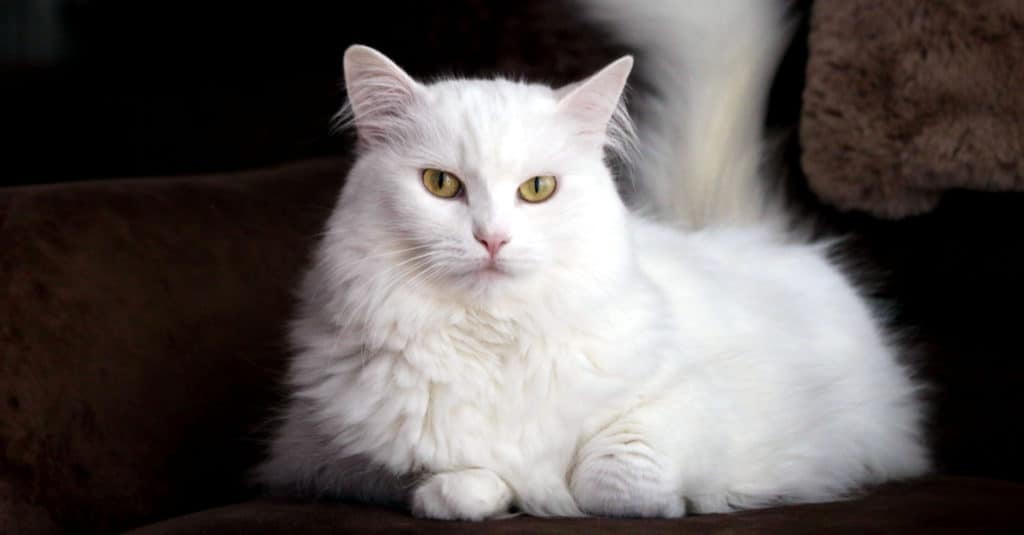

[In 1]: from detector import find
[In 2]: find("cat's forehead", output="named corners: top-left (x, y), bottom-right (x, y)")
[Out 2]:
top-left (426, 78), bottom-right (558, 113)
top-left (411, 79), bottom-right (572, 175)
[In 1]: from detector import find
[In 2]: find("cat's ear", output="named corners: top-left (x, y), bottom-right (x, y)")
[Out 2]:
top-left (343, 45), bottom-right (423, 146)
top-left (556, 56), bottom-right (633, 141)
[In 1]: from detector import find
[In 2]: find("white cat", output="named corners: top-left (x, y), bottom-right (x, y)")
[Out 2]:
top-left (257, 0), bottom-right (928, 520)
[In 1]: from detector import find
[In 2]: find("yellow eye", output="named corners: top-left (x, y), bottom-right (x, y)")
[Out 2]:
top-left (518, 175), bottom-right (557, 203)
top-left (422, 169), bottom-right (462, 198)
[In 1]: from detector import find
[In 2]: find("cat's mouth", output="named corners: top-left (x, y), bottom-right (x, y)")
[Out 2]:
top-left (450, 256), bottom-right (524, 286)
top-left (472, 258), bottom-right (510, 279)
top-left (478, 261), bottom-right (507, 275)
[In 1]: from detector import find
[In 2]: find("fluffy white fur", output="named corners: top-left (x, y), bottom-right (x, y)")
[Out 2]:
top-left (580, 0), bottom-right (793, 228)
top-left (257, 1), bottom-right (928, 520)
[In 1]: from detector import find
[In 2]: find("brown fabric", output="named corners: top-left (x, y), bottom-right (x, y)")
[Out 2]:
top-left (127, 477), bottom-right (1024, 534)
top-left (0, 160), bottom-right (1022, 534)
top-left (0, 158), bottom-right (349, 534)
top-left (2, 172), bottom-right (1022, 535)
top-left (800, 0), bottom-right (1024, 218)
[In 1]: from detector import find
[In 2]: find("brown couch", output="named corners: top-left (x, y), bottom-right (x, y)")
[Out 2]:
top-left (3, 156), bottom-right (1024, 534)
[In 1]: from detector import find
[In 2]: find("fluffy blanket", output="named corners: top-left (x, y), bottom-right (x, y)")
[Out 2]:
top-left (800, 0), bottom-right (1024, 218)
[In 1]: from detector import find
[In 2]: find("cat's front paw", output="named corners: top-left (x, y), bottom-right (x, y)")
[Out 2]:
top-left (411, 468), bottom-right (513, 521)
top-left (570, 436), bottom-right (685, 518)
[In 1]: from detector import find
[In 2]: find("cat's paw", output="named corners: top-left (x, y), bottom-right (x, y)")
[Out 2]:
top-left (570, 439), bottom-right (685, 518)
top-left (411, 469), bottom-right (513, 521)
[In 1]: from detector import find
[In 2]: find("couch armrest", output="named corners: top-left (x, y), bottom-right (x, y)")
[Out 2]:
top-left (0, 158), bottom-right (347, 533)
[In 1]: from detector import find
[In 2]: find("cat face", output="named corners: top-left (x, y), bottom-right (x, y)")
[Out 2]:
top-left (335, 46), bottom-right (634, 299)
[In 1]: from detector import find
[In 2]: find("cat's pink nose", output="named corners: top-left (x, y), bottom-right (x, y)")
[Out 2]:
top-left (474, 232), bottom-right (509, 258)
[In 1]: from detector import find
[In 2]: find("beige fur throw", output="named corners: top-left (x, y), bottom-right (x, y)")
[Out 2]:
top-left (800, 0), bottom-right (1024, 218)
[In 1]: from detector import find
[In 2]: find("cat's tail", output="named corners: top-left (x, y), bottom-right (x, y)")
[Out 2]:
top-left (578, 0), bottom-right (794, 228)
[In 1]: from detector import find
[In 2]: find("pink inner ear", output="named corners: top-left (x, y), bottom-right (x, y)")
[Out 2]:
top-left (557, 56), bottom-right (634, 136)
top-left (343, 45), bottom-right (422, 147)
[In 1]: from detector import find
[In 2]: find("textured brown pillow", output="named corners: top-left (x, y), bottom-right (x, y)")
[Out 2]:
top-left (801, 0), bottom-right (1024, 218)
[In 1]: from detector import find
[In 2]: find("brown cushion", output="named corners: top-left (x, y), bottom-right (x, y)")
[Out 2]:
top-left (0, 158), bottom-right (348, 534)
top-left (126, 477), bottom-right (1024, 534)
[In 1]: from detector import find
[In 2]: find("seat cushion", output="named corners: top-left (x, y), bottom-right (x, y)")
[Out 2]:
top-left (127, 477), bottom-right (1024, 534)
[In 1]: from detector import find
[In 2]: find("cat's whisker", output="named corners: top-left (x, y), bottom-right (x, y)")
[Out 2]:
top-left (342, 251), bottom-right (441, 323)
top-left (323, 244), bottom-right (436, 274)
top-left (343, 246), bottom-right (458, 324)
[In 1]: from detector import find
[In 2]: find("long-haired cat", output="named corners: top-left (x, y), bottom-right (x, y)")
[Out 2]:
top-left (256, 0), bottom-right (928, 519)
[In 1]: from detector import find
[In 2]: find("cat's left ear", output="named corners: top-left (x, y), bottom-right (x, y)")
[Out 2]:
top-left (556, 56), bottom-right (633, 140)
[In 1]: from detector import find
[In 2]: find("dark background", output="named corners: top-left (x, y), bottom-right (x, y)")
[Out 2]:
top-left (3, 0), bottom-right (1021, 485)
top-left (2, 0), bottom-right (634, 186)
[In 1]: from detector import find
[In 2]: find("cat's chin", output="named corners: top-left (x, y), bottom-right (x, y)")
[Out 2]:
top-left (477, 263), bottom-right (508, 277)
top-left (450, 262), bottom-right (523, 294)
top-left (468, 264), bottom-right (512, 285)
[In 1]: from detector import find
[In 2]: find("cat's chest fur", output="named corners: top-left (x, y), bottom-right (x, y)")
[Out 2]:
top-left (331, 290), bottom-right (660, 477)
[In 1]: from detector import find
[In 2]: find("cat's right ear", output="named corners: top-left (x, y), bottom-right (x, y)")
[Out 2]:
top-left (342, 45), bottom-right (422, 146)
top-left (555, 56), bottom-right (633, 148)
